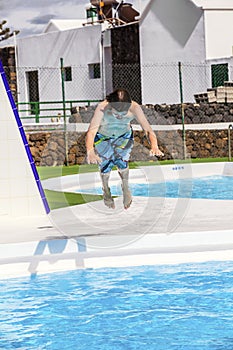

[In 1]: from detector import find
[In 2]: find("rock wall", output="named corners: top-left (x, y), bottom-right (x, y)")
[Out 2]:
top-left (27, 129), bottom-right (231, 166)
top-left (0, 46), bottom-right (17, 101)
top-left (76, 102), bottom-right (233, 125)
top-left (26, 102), bottom-right (233, 166)
top-left (148, 103), bottom-right (233, 125)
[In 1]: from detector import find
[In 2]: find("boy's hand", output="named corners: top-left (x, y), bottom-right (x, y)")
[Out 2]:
top-left (87, 149), bottom-right (101, 164)
top-left (150, 148), bottom-right (164, 157)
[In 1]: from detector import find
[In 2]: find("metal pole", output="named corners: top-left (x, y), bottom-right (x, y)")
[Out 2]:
top-left (178, 61), bottom-right (186, 159)
top-left (60, 57), bottom-right (69, 166)
top-left (13, 31), bottom-right (19, 100)
top-left (228, 124), bottom-right (233, 161)
top-left (101, 32), bottom-right (106, 99)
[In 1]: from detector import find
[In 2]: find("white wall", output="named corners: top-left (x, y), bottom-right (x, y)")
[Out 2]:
top-left (139, 0), bottom-right (206, 104)
top-left (191, 1), bottom-right (233, 59)
top-left (17, 25), bottom-right (102, 67)
top-left (204, 10), bottom-right (233, 59)
top-left (16, 25), bottom-right (103, 110)
top-left (139, 0), bottom-right (205, 63)
top-left (0, 63), bottom-right (48, 217)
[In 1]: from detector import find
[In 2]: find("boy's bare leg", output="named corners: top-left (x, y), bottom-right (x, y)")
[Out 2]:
top-left (118, 167), bottom-right (132, 209)
top-left (100, 172), bottom-right (115, 209)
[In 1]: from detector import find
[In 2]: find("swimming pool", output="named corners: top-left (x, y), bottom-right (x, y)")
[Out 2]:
top-left (1, 260), bottom-right (233, 350)
top-left (76, 175), bottom-right (233, 200)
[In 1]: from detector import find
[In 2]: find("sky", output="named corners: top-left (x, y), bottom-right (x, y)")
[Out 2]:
top-left (0, 0), bottom-right (149, 40)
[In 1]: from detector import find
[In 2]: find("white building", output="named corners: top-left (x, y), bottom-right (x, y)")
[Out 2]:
top-left (192, 0), bottom-right (233, 59)
top-left (17, 22), bottom-right (104, 103)
top-left (14, 0), bottom-right (233, 117)
top-left (139, 0), bottom-right (205, 103)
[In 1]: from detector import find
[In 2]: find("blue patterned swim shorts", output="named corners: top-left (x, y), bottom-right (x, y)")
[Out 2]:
top-left (94, 128), bottom-right (134, 173)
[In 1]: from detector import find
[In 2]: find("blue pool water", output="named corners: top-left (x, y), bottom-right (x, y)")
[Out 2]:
top-left (1, 261), bottom-right (233, 350)
top-left (78, 175), bottom-right (233, 200)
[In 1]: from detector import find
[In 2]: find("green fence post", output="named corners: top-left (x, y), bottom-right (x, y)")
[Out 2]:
top-left (178, 61), bottom-right (186, 160)
top-left (35, 102), bottom-right (40, 123)
top-left (60, 57), bottom-right (69, 166)
top-left (228, 124), bottom-right (233, 161)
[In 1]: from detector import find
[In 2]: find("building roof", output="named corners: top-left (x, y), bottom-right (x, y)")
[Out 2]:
top-left (43, 19), bottom-right (85, 33)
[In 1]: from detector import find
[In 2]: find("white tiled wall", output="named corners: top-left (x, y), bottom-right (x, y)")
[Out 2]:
top-left (0, 72), bottom-right (46, 217)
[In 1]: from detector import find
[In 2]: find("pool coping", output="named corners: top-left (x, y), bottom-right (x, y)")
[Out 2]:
top-left (1, 229), bottom-right (233, 279)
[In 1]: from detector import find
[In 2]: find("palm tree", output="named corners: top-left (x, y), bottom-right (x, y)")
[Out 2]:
top-left (0, 20), bottom-right (20, 42)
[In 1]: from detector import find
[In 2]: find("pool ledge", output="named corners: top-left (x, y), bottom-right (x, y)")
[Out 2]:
top-left (1, 229), bottom-right (233, 279)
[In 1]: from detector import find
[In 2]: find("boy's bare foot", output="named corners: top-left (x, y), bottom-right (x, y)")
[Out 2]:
top-left (103, 188), bottom-right (115, 209)
top-left (101, 172), bottom-right (115, 209)
top-left (122, 186), bottom-right (132, 209)
top-left (118, 168), bottom-right (132, 209)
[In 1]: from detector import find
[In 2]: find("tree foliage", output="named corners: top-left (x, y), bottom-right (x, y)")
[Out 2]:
top-left (0, 20), bottom-right (20, 42)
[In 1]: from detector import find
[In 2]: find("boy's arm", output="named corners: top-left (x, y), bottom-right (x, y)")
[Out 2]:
top-left (131, 102), bottom-right (164, 157)
top-left (85, 102), bottom-right (105, 164)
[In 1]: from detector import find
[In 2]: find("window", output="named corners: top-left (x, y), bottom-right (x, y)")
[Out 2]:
top-left (26, 70), bottom-right (39, 115)
top-left (211, 63), bottom-right (228, 88)
top-left (64, 66), bottom-right (72, 82)
top-left (88, 63), bottom-right (101, 79)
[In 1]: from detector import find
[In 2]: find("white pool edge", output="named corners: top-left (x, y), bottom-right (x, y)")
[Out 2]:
top-left (1, 229), bottom-right (233, 279)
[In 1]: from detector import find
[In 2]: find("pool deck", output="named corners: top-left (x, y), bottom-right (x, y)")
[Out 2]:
top-left (1, 162), bottom-right (233, 278)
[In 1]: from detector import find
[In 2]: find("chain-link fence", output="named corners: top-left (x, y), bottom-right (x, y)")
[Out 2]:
top-left (8, 60), bottom-right (233, 122)
top-left (3, 60), bottom-right (233, 163)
